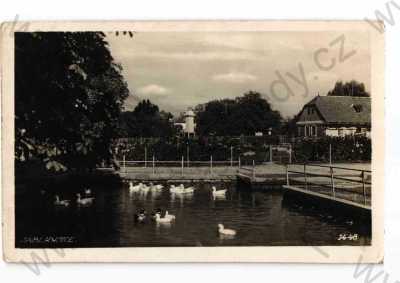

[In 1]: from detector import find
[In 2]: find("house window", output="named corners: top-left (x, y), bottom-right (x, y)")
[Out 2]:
top-left (313, 126), bottom-right (317, 136)
top-left (308, 125), bottom-right (317, 136)
top-left (353, 104), bottom-right (363, 113)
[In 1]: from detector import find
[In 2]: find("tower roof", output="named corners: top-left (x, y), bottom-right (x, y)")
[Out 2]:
top-left (185, 109), bottom-right (195, 116)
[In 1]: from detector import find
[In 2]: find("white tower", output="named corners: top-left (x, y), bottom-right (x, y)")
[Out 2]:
top-left (184, 109), bottom-right (195, 137)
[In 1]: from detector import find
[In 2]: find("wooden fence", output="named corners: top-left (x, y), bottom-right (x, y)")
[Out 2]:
top-left (285, 164), bottom-right (371, 206)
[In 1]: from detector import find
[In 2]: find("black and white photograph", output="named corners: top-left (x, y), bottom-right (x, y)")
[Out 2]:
top-left (1, 21), bottom-right (384, 262)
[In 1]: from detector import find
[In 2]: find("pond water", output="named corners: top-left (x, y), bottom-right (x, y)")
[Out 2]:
top-left (16, 181), bottom-right (371, 248)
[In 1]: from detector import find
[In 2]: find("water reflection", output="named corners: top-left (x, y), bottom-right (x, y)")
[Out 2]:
top-left (15, 181), bottom-right (371, 248)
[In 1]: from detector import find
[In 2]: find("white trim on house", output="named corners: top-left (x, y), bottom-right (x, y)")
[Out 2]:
top-left (325, 126), bottom-right (370, 137)
top-left (298, 124), bottom-right (319, 137)
top-left (296, 120), bottom-right (324, 125)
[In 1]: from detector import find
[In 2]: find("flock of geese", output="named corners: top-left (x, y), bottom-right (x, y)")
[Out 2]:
top-left (51, 181), bottom-right (237, 237)
top-left (129, 181), bottom-right (236, 236)
top-left (129, 181), bottom-right (226, 198)
top-left (134, 208), bottom-right (177, 224)
top-left (53, 188), bottom-right (95, 208)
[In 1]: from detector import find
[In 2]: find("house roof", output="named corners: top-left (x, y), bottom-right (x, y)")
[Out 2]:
top-left (302, 95), bottom-right (371, 125)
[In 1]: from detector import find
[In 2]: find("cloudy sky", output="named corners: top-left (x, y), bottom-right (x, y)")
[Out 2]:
top-left (106, 31), bottom-right (370, 118)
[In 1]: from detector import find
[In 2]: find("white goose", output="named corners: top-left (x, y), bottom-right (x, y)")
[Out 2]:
top-left (212, 186), bottom-right (227, 197)
top-left (218, 224), bottom-right (236, 236)
top-left (54, 195), bottom-right (70, 207)
top-left (155, 213), bottom-right (174, 223)
top-left (172, 184), bottom-right (195, 194)
top-left (164, 210), bottom-right (175, 220)
top-left (85, 188), bottom-right (92, 195)
top-left (153, 184), bottom-right (164, 190)
top-left (170, 185), bottom-right (178, 193)
top-left (148, 182), bottom-right (163, 191)
top-left (76, 193), bottom-right (94, 206)
top-left (140, 184), bottom-right (150, 193)
top-left (129, 181), bottom-right (142, 192)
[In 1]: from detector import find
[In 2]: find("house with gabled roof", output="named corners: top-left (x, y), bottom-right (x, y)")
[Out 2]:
top-left (296, 95), bottom-right (371, 138)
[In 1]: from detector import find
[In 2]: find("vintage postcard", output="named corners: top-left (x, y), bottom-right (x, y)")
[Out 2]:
top-left (1, 21), bottom-right (384, 262)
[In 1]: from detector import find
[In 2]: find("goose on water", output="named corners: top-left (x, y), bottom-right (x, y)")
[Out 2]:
top-left (170, 185), bottom-right (178, 193)
top-left (140, 184), bottom-right (150, 193)
top-left (151, 208), bottom-right (162, 219)
top-left (152, 184), bottom-right (164, 190)
top-left (54, 195), bottom-right (70, 207)
top-left (149, 182), bottom-right (163, 191)
top-left (129, 181), bottom-right (143, 192)
top-left (218, 224), bottom-right (236, 236)
top-left (76, 193), bottom-right (94, 206)
top-left (134, 209), bottom-right (147, 222)
top-left (212, 186), bottom-right (227, 197)
top-left (164, 210), bottom-right (175, 220)
top-left (171, 184), bottom-right (194, 194)
top-left (155, 213), bottom-right (174, 223)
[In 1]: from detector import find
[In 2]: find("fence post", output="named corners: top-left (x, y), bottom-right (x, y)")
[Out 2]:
top-left (329, 144), bottom-right (332, 165)
top-left (230, 146), bottom-right (233, 167)
top-left (210, 155), bottom-right (213, 174)
top-left (270, 146), bottom-right (273, 163)
top-left (238, 156), bottom-right (241, 168)
top-left (123, 154), bottom-right (126, 173)
top-left (144, 146), bottom-right (147, 168)
top-left (286, 164), bottom-right (289, 186)
top-left (289, 144), bottom-right (292, 164)
top-left (187, 145), bottom-right (189, 167)
top-left (362, 171), bottom-right (366, 205)
top-left (330, 166), bottom-right (335, 198)
top-left (181, 156), bottom-right (184, 176)
top-left (152, 155), bottom-right (155, 175)
top-left (304, 164), bottom-right (308, 190)
top-left (252, 160), bottom-right (255, 179)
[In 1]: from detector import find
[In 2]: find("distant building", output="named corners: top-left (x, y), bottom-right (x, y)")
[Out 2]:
top-left (173, 109), bottom-right (196, 137)
top-left (173, 122), bottom-right (186, 132)
top-left (184, 109), bottom-right (196, 137)
top-left (296, 95), bottom-right (371, 138)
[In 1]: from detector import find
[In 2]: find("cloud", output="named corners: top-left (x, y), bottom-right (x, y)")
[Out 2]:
top-left (116, 50), bottom-right (259, 62)
top-left (137, 84), bottom-right (171, 95)
top-left (212, 72), bottom-right (257, 83)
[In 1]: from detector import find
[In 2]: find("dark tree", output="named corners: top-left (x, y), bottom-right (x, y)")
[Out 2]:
top-left (280, 114), bottom-right (300, 136)
top-left (195, 91), bottom-right (282, 136)
top-left (120, 100), bottom-right (176, 137)
top-left (15, 32), bottom-right (129, 172)
top-left (327, 80), bottom-right (370, 97)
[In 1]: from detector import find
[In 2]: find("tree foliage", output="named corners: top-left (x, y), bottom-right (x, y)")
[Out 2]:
top-left (327, 80), bottom-right (369, 97)
top-left (195, 91), bottom-right (282, 136)
top-left (15, 32), bottom-right (129, 172)
top-left (120, 99), bottom-right (176, 137)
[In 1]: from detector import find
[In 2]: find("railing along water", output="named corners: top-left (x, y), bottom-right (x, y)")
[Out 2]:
top-left (285, 164), bottom-right (371, 207)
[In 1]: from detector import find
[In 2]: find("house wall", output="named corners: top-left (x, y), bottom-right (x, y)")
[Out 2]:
top-left (296, 104), bottom-right (325, 137)
top-left (297, 124), bottom-right (324, 137)
top-left (297, 124), bottom-right (371, 138)
top-left (296, 101), bottom-right (371, 138)
top-left (297, 105), bottom-right (322, 122)
top-left (325, 126), bottom-right (370, 137)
